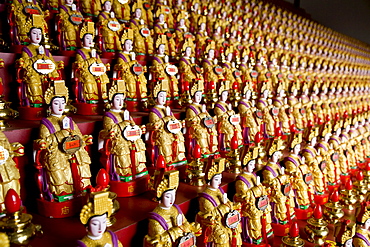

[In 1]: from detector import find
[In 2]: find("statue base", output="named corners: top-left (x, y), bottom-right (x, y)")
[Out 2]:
top-left (74, 102), bottom-right (104, 115)
top-left (340, 175), bottom-right (350, 186)
top-left (271, 223), bottom-right (290, 237)
top-left (295, 207), bottom-right (313, 220)
top-left (110, 175), bottom-right (149, 197)
top-left (58, 50), bottom-right (77, 56)
top-left (126, 100), bottom-right (141, 112)
top-left (314, 193), bottom-right (329, 205)
top-left (37, 196), bottom-right (86, 218)
top-left (10, 44), bottom-right (24, 54)
top-left (101, 52), bottom-right (116, 59)
top-left (18, 106), bottom-right (45, 120)
top-left (327, 184), bottom-right (339, 194)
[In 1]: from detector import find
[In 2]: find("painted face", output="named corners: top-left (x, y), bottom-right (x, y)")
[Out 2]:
top-left (51, 97), bottom-right (66, 116)
top-left (185, 47), bottom-right (192, 57)
top-left (210, 174), bottom-right (222, 189)
top-left (103, 1), bottom-right (111, 11)
top-left (134, 8), bottom-right (142, 18)
top-left (158, 44), bottom-right (165, 55)
top-left (344, 239), bottom-right (353, 247)
top-left (226, 53), bottom-right (233, 62)
top-left (30, 28), bottom-right (42, 44)
top-left (179, 18), bottom-right (185, 26)
top-left (156, 91), bottom-right (167, 106)
top-left (83, 34), bottom-right (93, 48)
top-left (193, 91), bottom-right (202, 104)
top-left (272, 151), bottom-right (282, 162)
top-left (88, 214), bottom-right (107, 239)
top-left (246, 160), bottom-right (256, 173)
top-left (263, 89), bottom-right (269, 99)
top-left (159, 14), bottom-right (165, 23)
top-left (293, 143), bottom-right (301, 155)
top-left (245, 90), bottom-right (251, 99)
top-left (65, 0), bottom-right (73, 4)
top-left (208, 49), bottom-right (215, 59)
top-left (220, 90), bottom-right (228, 102)
top-left (112, 94), bottom-right (125, 110)
top-left (123, 39), bottom-right (133, 52)
top-left (311, 137), bottom-right (317, 146)
top-left (200, 22), bottom-right (206, 31)
top-left (161, 189), bottom-right (176, 208)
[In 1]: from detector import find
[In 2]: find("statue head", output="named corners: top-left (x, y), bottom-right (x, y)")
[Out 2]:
top-left (103, 0), bottom-right (112, 12)
top-left (156, 91), bottom-right (167, 106)
top-left (134, 8), bottom-right (142, 19)
top-left (111, 93), bottom-right (125, 110)
top-left (244, 159), bottom-right (256, 173)
top-left (193, 91), bottom-right (202, 104)
top-left (157, 44), bottom-right (165, 55)
top-left (184, 46), bottom-right (192, 58)
top-left (29, 27), bottom-right (43, 45)
top-left (159, 189), bottom-right (176, 209)
top-left (86, 213), bottom-right (107, 239)
top-left (210, 173), bottom-right (222, 189)
top-left (123, 39), bottom-right (133, 52)
top-left (50, 97), bottom-right (66, 116)
top-left (82, 33), bottom-right (94, 48)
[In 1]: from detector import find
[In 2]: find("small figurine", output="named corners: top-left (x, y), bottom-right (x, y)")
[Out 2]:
top-left (0, 131), bottom-right (24, 212)
top-left (73, 22), bottom-right (110, 115)
top-left (34, 82), bottom-right (93, 218)
top-left (114, 28), bottom-right (148, 111)
top-left (80, 0), bottom-right (102, 17)
top-left (111, 0), bottom-right (130, 23)
top-left (99, 83), bottom-right (148, 197)
top-left (97, 0), bottom-right (122, 54)
top-left (146, 81), bottom-right (186, 167)
top-left (16, 16), bottom-right (64, 119)
top-left (197, 159), bottom-right (242, 246)
top-left (153, 7), bottom-right (177, 57)
top-left (353, 202), bottom-right (370, 247)
top-left (145, 170), bottom-right (202, 246)
top-left (56, 0), bottom-right (84, 53)
top-left (78, 191), bottom-right (122, 247)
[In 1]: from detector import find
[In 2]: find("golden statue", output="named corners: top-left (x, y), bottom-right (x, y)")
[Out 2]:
top-left (149, 36), bottom-right (179, 106)
top-left (97, 0), bottom-right (122, 52)
top-left (114, 29), bottom-right (148, 111)
top-left (214, 81), bottom-right (243, 153)
top-left (153, 7), bottom-right (177, 57)
top-left (77, 191), bottom-right (122, 247)
top-left (80, 0), bottom-right (102, 17)
top-left (353, 203), bottom-right (370, 247)
top-left (130, 2), bottom-right (154, 55)
top-left (197, 159), bottom-right (242, 246)
top-left (99, 83), bottom-right (148, 182)
top-left (145, 170), bottom-right (201, 246)
top-left (0, 132), bottom-right (24, 212)
top-left (17, 16), bottom-right (64, 107)
top-left (35, 82), bottom-right (92, 200)
top-left (256, 87), bottom-right (278, 139)
top-left (146, 81), bottom-right (186, 167)
top-left (111, 0), bottom-right (130, 23)
top-left (73, 22), bottom-right (110, 104)
top-left (56, 0), bottom-right (84, 51)
top-left (185, 82), bottom-right (218, 156)
top-left (234, 151), bottom-right (273, 245)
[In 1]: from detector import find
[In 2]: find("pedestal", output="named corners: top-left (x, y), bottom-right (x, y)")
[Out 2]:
top-left (37, 196), bottom-right (86, 218)
top-left (110, 175), bottom-right (149, 197)
top-left (295, 207), bottom-right (313, 220)
top-left (18, 106), bottom-right (45, 120)
top-left (271, 223), bottom-right (290, 237)
top-left (314, 194), bottom-right (329, 205)
top-left (74, 102), bottom-right (104, 115)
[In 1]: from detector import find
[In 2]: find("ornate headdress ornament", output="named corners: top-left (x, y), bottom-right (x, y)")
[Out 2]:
top-left (243, 147), bottom-right (258, 165)
top-left (357, 202), bottom-right (370, 224)
top-left (190, 81), bottom-right (204, 97)
top-left (197, 15), bottom-right (206, 26)
top-left (120, 28), bottom-right (134, 44)
top-left (80, 21), bottom-right (95, 39)
top-left (290, 133), bottom-right (302, 149)
top-left (80, 191), bottom-right (113, 225)
top-left (153, 80), bottom-right (168, 97)
top-left (204, 40), bottom-right (216, 54)
top-left (108, 80), bottom-right (126, 102)
top-left (218, 80), bottom-right (230, 95)
top-left (155, 35), bottom-right (167, 49)
top-left (181, 38), bottom-right (195, 53)
top-left (176, 10), bottom-right (188, 22)
top-left (206, 158), bottom-right (225, 181)
top-left (44, 80), bottom-right (69, 105)
top-left (307, 127), bottom-right (319, 142)
top-left (155, 6), bottom-right (166, 18)
top-left (268, 139), bottom-right (284, 156)
top-left (132, 0), bottom-right (143, 11)
top-left (155, 170), bottom-right (179, 199)
top-left (27, 14), bottom-right (45, 34)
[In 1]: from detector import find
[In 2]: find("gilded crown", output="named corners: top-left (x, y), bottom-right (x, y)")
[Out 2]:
top-left (44, 81), bottom-right (69, 105)
top-left (224, 45), bottom-right (234, 57)
top-left (155, 35), bottom-right (167, 49)
top-left (268, 139), bottom-right (284, 157)
top-left (108, 80), bottom-right (126, 102)
top-left (357, 202), bottom-right (370, 224)
top-left (290, 133), bottom-right (302, 149)
top-left (27, 14), bottom-right (45, 34)
top-left (190, 81), bottom-right (204, 97)
top-left (339, 223), bottom-right (355, 245)
top-left (80, 21), bottom-right (95, 39)
top-left (80, 191), bottom-right (113, 225)
top-left (206, 158), bottom-right (225, 181)
top-left (176, 10), bottom-right (188, 22)
top-left (243, 147), bottom-right (259, 165)
top-left (153, 80), bottom-right (168, 97)
top-left (205, 40), bottom-right (216, 54)
top-left (121, 28), bottom-right (134, 44)
top-left (155, 6), bottom-right (166, 18)
top-left (155, 170), bottom-right (179, 199)
top-left (307, 127), bottom-right (319, 142)
top-left (197, 15), bottom-right (206, 26)
top-left (218, 80), bottom-right (230, 95)
top-left (181, 38), bottom-right (195, 53)
top-left (131, 0), bottom-right (143, 11)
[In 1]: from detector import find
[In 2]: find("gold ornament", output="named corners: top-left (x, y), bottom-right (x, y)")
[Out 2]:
top-left (181, 39), bottom-right (195, 53)
top-left (153, 80), bottom-right (169, 98)
top-left (44, 81), bottom-right (69, 105)
top-left (155, 35), bottom-right (167, 50)
top-left (80, 21), bottom-right (95, 40)
top-left (218, 80), bottom-right (230, 96)
top-left (206, 158), bottom-right (225, 181)
top-left (290, 133), bottom-right (302, 149)
top-left (190, 81), bottom-right (204, 97)
top-left (204, 40), bottom-right (216, 55)
top-left (268, 139), bottom-right (285, 157)
top-left (80, 191), bottom-right (113, 225)
top-left (155, 170), bottom-right (179, 199)
top-left (120, 28), bottom-right (134, 45)
top-left (108, 81), bottom-right (126, 102)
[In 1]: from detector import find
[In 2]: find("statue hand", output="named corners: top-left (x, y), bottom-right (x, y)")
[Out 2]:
top-left (37, 140), bottom-right (47, 150)
top-left (84, 135), bottom-right (93, 145)
top-left (105, 63), bottom-right (111, 71)
top-left (17, 59), bottom-right (24, 68)
top-left (12, 143), bottom-right (24, 156)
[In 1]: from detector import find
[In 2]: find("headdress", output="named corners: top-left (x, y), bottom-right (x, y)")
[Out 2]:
top-left (155, 35), bottom-right (167, 49)
top-left (268, 139), bottom-right (284, 156)
top-left (357, 202), bottom-right (370, 224)
top-left (80, 191), bottom-right (113, 225)
top-left (243, 147), bottom-right (258, 165)
top-left (131, 0), bottom-right (143, 11)
top-left (290, 133), bottom-right (302, 149)
top-left (197, 15), bottom-right (206, 26)
top-left (120, 28), bottom-right (134, 44)
top-left (204, 40), bottom-right (216, 54)
top-left (190, 81), bottom-right (204, 97)
top-left (224, 45), bottom-right (234, 57)
top-left (306, 127), bottom-right (319, 142)
top-left (218, 80), bottom-right (230, 95)
top-left (155, 6), bottom-right (166, 18)
top-left (44, 80), bottom-right (69, 105)
top-left (153, 80), bottom-right (168, 97)
top-left (80, 21), bottom-right (95, 39)
top-left (181, 38), bottom-right (195, 53)
top-left (155, 170), bottom-right (179, 199)
top-left (176, 10), bottom-right (188, 22)
top-left (206, 158), bottom-right (225, 181)
top-left (27, 14), bottom-right (45, 34)
top-left (335, 220), bottom-right (355, 246)
top-left (108, 80), bottom-right (126, 102)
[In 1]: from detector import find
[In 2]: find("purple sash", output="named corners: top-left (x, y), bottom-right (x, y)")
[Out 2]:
top-left (41, 117), bottom-right (74, 134)
top-left (236, 175), bottom-right (251, 188)
top-left (199, 188), bottom-right (225, 207)
top-left (354, 233), bottom-right (370, 246)
top-left (329, 137), bottom-right (340, 145)
top-left (100, 12), bottom-right (108, 19)
top-left (180, 57), bottom-right (190, 65)
top-left (23, 46), bottom-right (50, 57)
top-left (105, 112), bottom-right (119, 124)
top-left (264, 166), bottom-right (278, 178)
top-left (188, 105), bottom-right (199, 115)
top-left (152, 56), bottom-right (163, 64)
top-left (222, 63), bottom-right (230, 69)
top-left (151, 108), bottom-right (164, 119)
top-left (258, 100), bottom-right (267, 106)
top-left (130, 19), bottom-right (138, 26)
top-left (147, 204), bottom-right (183, 231)
top-left (215, 103), bottom-right (226, 112)
top-left (303, 148), bottom-right (315, 157)
top-left (77, 49), bottom-right (87, 60)
top-left (285, 157), bottom-right (299, 167)
top-left (59, 5), bottom-right (68, 12)
top-left (239, 101), bottom-right (250, 108)
top-left (202, 59), bottom-right (211, 65)
top-left (272, 98), bottom-right (283, 105)
top-left (317, 143), bottom-right (328, 152)
top-left (118, 53), bottom-right (128, 63)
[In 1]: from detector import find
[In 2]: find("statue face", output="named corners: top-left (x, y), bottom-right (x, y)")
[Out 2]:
top-left (161, 189), bottom-right (176, 208)
top-left (311, 137), bottom-right (317, 146)
top-left (159, 14), bottom-right (165, 23)
top-left (193, 91), bottom-right (202, 104)
top-left (65, 0), bottom-right (73, 4)
top-left (179, 18), bottom-right (185, 26)
top-left (30, 28), bottom-right (42, 44)
top-left (220, 90), bottom-right (228, 102)
top-left (88, 214), bottom-right (107, 239)
top-left (226, 53), bottom-right (233, 62)
top-left (272, 151), bottom-right (282, 163)
top-left (262, 89), bottom-right (269, 99)
top-left (210, 174), bottom-right (222, 189)
top-left (112, 94), bottom-right (125, 110)
top-left (83, 34), bottom-right (94, 48)
top-left (245, 90), bottom-right (251, 99)
top-left (51, 97), bottom-right (66, 116)
top-left (123, 39), bottom-right (133, 52)
top-left (208, 49), bottom-right (215, 59)
top-left (185, 47), bottom-right (191, 57)
top-left (293, 144), bottom-right (301, 155)
top-left (156, 91), bottom-right (167, 106)
top-left (103, 1), bottom-right (111, 12)
top-left (200, 22), bottom-right (206, 31)
top-left (246, 160), bottom-right (255, 173)
top-left (134, 8), bottom-right (142, 18)
top-left (344, 239), bottom-right (353, 247)
top-left (158, 44), bottom-right (165, 55)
